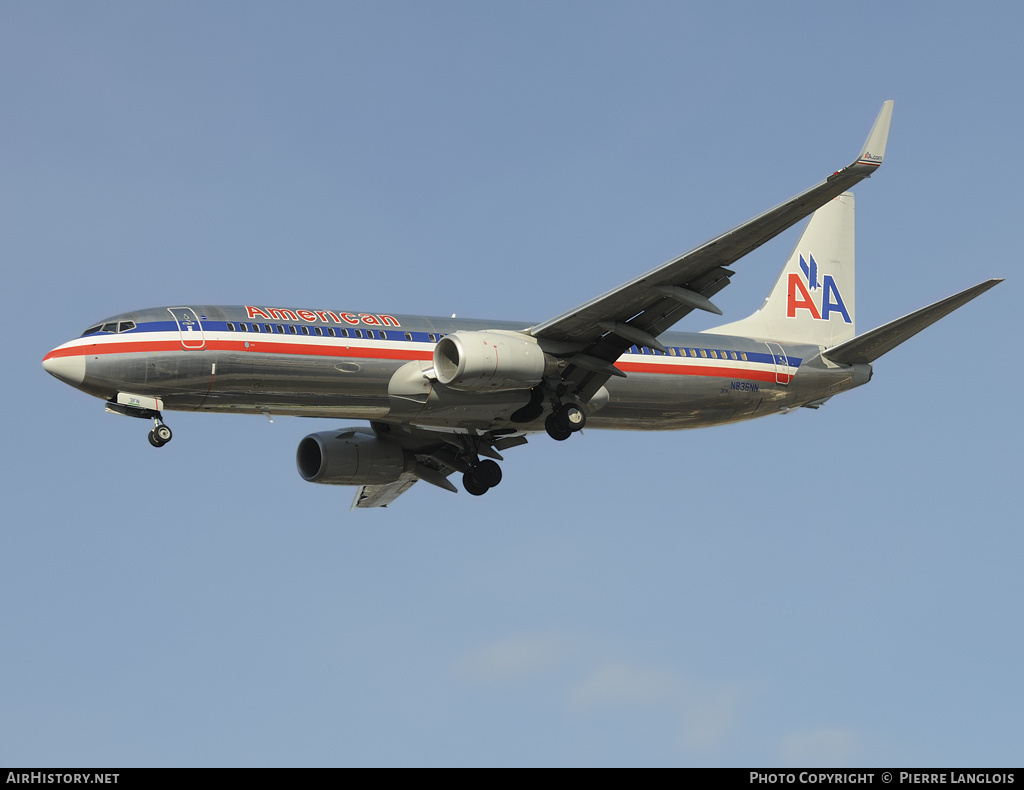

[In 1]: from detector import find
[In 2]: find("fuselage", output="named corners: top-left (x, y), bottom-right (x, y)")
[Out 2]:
top-left (42, 304), bottom-right (872, 433)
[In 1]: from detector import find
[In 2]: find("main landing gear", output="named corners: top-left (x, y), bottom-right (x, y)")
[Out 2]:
top-left (463, 459), bottom-right (502, 496)
top-left (545, 402), bottom-right (586, 441)
top-left (510, 388), bottom-right (587, 442)
top-left (147, 417), bottom-right (173, 448)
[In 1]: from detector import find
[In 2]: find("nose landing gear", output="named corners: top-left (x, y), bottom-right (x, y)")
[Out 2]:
top-left (104, 396), bottom-right (173, 448)
top-left (147, 418), bottom-right (173, 448)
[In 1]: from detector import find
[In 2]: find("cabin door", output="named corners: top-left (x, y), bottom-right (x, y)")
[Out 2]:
top-left (765, 342), bottom-right (791, 385)
top-left (168, 307), bottom-right (206, 350)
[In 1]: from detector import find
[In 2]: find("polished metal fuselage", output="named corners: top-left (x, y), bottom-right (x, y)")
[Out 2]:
top-left (45, 305), bottom-right (872, 433)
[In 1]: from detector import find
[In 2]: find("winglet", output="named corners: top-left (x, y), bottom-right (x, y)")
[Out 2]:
top-left (856, 100), bottom-right (894, 168)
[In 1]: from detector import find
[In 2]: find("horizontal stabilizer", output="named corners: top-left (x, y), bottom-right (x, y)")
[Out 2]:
top-left (822, 279), bottom-right (1002, 366)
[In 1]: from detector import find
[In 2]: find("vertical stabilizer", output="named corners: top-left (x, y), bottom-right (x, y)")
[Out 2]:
top-left (706, 192), bottom-right (856, 347)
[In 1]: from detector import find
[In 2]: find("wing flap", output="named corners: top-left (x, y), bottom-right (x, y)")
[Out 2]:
top-left (351, 475), bottom-right (419, 509)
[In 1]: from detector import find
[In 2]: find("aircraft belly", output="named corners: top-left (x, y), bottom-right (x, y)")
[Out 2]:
top-left (201, 352), bottom-right (397, 416)
top-left (593, 362), bottom-right (873, 429)
top-left (85, 350), bottom-right (399, 418)
top-left (590, 372), bottom-right (765, 430)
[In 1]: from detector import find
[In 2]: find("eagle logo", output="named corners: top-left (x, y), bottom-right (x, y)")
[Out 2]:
top-left (799, 254), bottom-right (820, 290)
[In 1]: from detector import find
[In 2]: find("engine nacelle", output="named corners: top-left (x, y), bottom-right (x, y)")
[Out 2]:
top-left (296, 428), bottom-right (408, 486)
top-left (433, 330), bottom-right (555, 392)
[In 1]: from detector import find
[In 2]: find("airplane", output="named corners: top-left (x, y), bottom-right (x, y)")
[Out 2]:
top-left (41, 101), bottom-right (1002, 508)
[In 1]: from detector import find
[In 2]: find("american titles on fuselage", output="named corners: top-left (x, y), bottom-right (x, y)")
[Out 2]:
top-left (244, 306), bottom-right (401, 328)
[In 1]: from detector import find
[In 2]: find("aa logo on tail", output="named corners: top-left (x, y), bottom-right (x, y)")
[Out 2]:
top-left (787, 253), bottom-right (851, 323)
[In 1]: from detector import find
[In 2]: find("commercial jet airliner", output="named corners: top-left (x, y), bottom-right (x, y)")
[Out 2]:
top-left (42, 101), bottom-right (1002, 507)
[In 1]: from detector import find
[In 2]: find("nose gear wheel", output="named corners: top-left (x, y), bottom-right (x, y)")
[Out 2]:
top-left (148, 418), bottom-right (172, 447)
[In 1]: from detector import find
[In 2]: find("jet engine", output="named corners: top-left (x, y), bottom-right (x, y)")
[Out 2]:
top-left (296, 428), bottom-right (408, 485)
top-left (433, 331), bottom-right (556, 392)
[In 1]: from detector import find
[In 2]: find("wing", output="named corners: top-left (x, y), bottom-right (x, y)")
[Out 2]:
top-left (351, 474), bottom-right (420, 509)
top-left (530, 100), bottom-right (894, 401)
top-left (350, 423), bottom-right (530, 509)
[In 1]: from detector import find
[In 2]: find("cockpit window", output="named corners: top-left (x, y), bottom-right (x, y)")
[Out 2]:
top-left (82, 320), bottom-right (138, 336)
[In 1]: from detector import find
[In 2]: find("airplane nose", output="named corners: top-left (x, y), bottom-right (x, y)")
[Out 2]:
top-left (42, 352), bottom-right (86, 386)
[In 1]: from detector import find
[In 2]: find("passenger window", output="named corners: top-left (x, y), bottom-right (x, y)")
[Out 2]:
top-left (428, 333), bottom-right (437, 342)
top-left (380, 331), bottom-right (387, 340)
top-left (240, 323), bottom-right (248, 332)
top-left (366, 330), bottom-right (375, 339)
top-left (253, 324), bottom-right (261, 333)
top-left (354, 330), bottom-right (363, 338)
top-left (302, 326), bottom-right (310, 335)
top-left (405, 332), bottom-right (412, 341)
top-left (328, 328), bottom-right (336, 337)
top-left (741, 352), bottom-right (748, 361)
top-left (699, 349), bottom-right (707, 358)
top-left (227, 322), bottom-right (235, 331)
top-left (669, 348), bottom-right (677, 356)
top-left (341, 329), bottom-right (349, 338)
top-left (689, 349), bottom-right (697, 357)
top-left (315, 327), bottom-right (323, 336)
top-left (276, 325), bottom-right (284, 334)
top-left (710, 350), bottom-right (718, 359)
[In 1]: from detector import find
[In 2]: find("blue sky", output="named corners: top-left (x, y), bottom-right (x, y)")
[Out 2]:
top-left (3, 1), bottom-right (1021, 767)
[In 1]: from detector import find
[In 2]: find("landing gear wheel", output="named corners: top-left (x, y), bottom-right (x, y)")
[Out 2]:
top-left (463, 471), bottom-right (490, 496)
top-left (560, 403), bottom-right (586, 432)
top-left (475, 459), bottom-right (502, 488)
top-left (148, 419), bottom-right (172, 448)
top-left (545, 413), bottom-right (572, 441)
